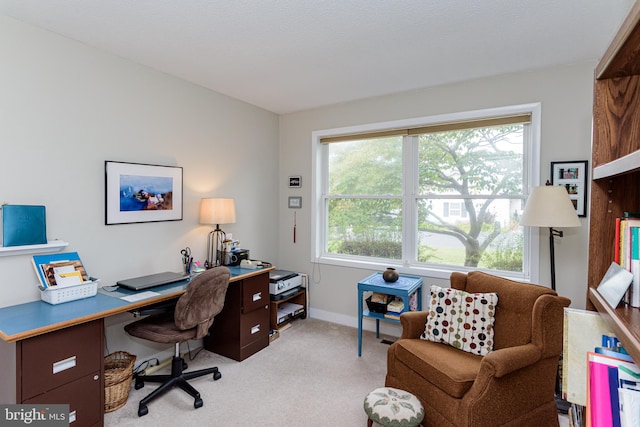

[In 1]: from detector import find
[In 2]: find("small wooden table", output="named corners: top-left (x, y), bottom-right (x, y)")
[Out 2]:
top-left (357, 272), bottom-right (422, 357)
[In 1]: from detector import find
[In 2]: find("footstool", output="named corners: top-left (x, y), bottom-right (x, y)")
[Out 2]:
top-left (364, 387), bottom-right (424, 427)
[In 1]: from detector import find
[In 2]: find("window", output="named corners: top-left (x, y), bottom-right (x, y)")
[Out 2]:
top-left (311, 104), bottom-right (540, 281)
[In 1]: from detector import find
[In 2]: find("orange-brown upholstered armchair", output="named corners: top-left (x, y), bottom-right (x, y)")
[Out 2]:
top-left (385, 271), bottom-right (570, 427)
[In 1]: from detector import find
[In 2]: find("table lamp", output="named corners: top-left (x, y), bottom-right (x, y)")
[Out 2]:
top-left (200, 198), bottom-right (236, 268)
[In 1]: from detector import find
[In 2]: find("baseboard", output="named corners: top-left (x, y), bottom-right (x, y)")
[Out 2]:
top-left (308, 308), bottom-right (402, 338)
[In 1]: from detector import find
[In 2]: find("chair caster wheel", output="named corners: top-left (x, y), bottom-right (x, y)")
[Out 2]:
top-left (213, 371), bottom-right (222, 381)
top-left (194, 398), bottom-right (203, 409)
top-left (134, 379), bottom-right (144, 390)
top-left (183, 361), bottom-right (188, 370)
top-left (138, 405), bottom-right (148, 417)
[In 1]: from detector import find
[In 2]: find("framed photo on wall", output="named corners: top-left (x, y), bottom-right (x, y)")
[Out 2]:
top-left (288, 196), bottom-right (302, 209)
top-left (105, 161), bottom-right (183, 225)
top-left (550, 160), bottom-right (588, 217)
top-left (289, 175), bottom-right (301, 188)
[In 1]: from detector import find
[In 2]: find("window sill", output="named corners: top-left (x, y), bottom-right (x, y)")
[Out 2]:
top-left (314, 254), bottom-right (530, 282)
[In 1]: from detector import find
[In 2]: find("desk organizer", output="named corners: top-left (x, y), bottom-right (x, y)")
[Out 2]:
top-left (40, 278), bottom-right (99, 305)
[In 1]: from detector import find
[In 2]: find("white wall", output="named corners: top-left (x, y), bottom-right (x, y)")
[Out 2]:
top-left (0, 16), bottom-right (279, 357)
top-left (279, 63), bottom-right (594, 335)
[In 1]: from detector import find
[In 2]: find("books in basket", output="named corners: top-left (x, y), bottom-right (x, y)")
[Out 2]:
top-left (32, 251), bottom-right (90, 290)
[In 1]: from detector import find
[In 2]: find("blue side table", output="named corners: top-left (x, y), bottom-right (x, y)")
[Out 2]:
top-left (358, 272), bottom-right (423, 356)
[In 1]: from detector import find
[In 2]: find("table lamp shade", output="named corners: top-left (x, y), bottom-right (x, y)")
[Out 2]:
top-left (521, 186), bottom-right (581, 228)
top-left (200, 198), bottom-right (236, 225)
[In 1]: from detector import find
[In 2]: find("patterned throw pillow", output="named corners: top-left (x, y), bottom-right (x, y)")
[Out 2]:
top-left (420, 285), bottom-right (498, 356)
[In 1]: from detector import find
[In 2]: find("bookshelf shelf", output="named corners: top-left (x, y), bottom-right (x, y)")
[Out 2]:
top-left (592, 150), bottom-right (640, 180)
top-left (0, 241), bottom-right (69, 257)
top-left (587, 1), bottom-right (640, 363)
top-left (588, 288), bottom-right (640, 364)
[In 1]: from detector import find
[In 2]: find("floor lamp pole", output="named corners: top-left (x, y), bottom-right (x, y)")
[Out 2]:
top-left (549, 226), bottom-right (570, 414)
top-left (549, 227), bottom-right (563, 292)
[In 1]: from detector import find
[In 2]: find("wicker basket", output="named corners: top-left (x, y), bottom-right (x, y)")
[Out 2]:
top-left (104, 351), bottom-right (136, 413)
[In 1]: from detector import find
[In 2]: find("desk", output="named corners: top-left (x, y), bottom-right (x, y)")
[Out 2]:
top-left (0, 267), bottom-right (272, 427)
top-left (357, 273), bottom-right (423, 357)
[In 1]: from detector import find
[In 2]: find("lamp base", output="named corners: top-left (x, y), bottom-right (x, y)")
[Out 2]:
top-left (555, 394), bottom-right (570, 414)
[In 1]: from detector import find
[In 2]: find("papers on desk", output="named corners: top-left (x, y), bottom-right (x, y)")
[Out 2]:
top-left (120, 291), bottom-right (161, 302)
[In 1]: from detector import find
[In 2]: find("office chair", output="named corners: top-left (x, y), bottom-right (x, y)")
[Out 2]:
top-left (124, 266), bottom-right (231, 417)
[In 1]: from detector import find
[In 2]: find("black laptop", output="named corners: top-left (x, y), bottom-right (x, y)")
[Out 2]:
top-left (116, 271), bottom-right (189, 291)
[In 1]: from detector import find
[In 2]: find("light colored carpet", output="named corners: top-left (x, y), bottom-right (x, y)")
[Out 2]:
top-left (105, 318), bottom-right (389, 426)
top-left (105, 317), bottom-right (570, 426)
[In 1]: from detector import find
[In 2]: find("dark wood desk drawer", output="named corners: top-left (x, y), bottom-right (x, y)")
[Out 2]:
top-left (24, 370), bottom-right (102, 427)
top-left (20, 320), bottom-right (102, 400)
top-left (242, 274), bottom-right (268, 313)
top-left (239, 304), bottom-right (269, 345)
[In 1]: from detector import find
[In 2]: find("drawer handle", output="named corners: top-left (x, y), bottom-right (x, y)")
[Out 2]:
top-left (69, 410), bottom-right (76, 423)
top-left (53, 356), bottom-right (76, 374)
top-left (251, 324), bottom-right (261, 334)
top-left (252, 292), bottom-right (262, 302)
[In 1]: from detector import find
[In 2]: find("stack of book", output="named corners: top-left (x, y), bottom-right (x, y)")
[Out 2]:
top-left (614, 212), bottom-right (640, 308)
top-left (583, 336), bottom-right (640, 427)
top-left (384, 298), bottom-right (404, 320)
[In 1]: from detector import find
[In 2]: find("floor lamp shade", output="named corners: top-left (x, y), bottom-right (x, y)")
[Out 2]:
top-left (521, 186), bottom-right (581, 228)
top-left (199, 198), bottom-right (236, 268)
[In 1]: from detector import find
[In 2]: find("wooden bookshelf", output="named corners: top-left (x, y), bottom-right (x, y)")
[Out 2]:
top-left (587, 0), bottom-right (640, 363)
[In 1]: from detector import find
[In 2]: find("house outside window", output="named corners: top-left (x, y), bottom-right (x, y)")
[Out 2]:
top-left (311, 104), bottom-right (541, 282)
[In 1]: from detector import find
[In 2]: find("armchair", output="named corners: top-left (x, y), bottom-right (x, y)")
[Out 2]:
top-left (125, 266), bottom-right (230, 417)
top-left (385, 271), bottom-right (570, 426)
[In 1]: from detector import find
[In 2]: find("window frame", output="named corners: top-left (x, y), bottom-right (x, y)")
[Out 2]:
top-left (311, 103), bottom-right (541, 282)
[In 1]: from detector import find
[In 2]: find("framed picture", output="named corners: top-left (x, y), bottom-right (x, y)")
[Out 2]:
top-left (288, 196), bottom-right (302, 209)
top-left (550, 160), bottom-right (588, 217)
top-left (289, 175), bottom-right (301, 188)
top-left (105, 161), bottom-right (183, 225)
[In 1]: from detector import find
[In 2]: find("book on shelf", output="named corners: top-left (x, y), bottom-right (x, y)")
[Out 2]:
top-left (2, 204), bottom-right (47, 247)
top-left (32, 251), bottom-right (90, 290)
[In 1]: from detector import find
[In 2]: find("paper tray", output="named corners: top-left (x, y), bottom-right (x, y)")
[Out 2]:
top-left (40, 278), bottom-right (100, 305)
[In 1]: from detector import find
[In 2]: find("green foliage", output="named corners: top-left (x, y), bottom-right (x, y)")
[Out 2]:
top-left (480, 232), bottom-right (524, 272)
top-left (334, 238), bottom-right (402, 259)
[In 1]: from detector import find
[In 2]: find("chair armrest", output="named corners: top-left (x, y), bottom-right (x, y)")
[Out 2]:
top-left (399, 311), bottom-right (429, 339)
top-left (481, 343), bottom-right (542, 378)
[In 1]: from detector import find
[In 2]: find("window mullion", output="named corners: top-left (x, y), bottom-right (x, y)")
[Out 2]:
top-left (401, 135), bottom-right (418, 265)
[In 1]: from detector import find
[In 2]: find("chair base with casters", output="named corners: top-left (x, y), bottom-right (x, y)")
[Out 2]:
top-left (124, 266), bottom-right (231, 417)
top-left (133, 342), bottom-right (222, 417)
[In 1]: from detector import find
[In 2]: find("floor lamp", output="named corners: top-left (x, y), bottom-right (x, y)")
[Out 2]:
top-left (199, 198), bottom-right (236, 268)
top-left (521, 183), bottom-right (581, 414)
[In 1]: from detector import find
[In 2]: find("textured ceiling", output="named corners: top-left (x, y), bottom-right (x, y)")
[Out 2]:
top-left (0, 0), bottom-right (635, 114)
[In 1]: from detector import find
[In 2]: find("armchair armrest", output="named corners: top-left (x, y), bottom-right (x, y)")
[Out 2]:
top-left (399, 311), bottom-right (429, 339)
top-left (481, 343), bottom-right (542, 378)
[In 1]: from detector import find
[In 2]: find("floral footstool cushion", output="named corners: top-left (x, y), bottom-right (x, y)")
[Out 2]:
top-left (364, 387), bottom-right (424, 427)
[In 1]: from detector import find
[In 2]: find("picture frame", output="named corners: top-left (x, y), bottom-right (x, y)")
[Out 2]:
top-left (289, 175), bottom-right (301, 188)
top-left (550, 160), bottom-right (588, 217)
top-left (288, 196), bottom-right (302, 209)
top-left (105, 161), bottom-right (183, 225)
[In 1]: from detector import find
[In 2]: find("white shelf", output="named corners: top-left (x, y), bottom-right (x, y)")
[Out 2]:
top-left (0, 241), bottom-right (69, 257)
top-left (593, 149), bottom-right (640, 179)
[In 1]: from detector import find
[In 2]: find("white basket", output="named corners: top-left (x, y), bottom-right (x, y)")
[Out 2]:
top-left (40, 278), bottom-right (99, 305)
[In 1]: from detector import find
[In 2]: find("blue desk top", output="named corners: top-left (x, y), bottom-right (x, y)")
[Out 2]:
top-left (0, 266), bottom-right (272, 342)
